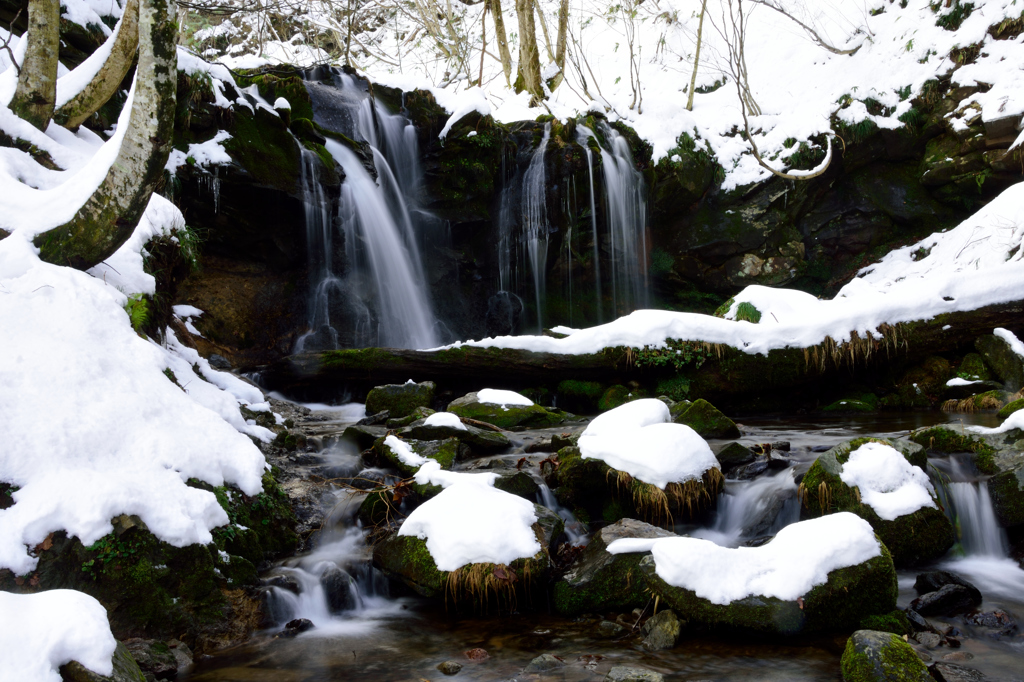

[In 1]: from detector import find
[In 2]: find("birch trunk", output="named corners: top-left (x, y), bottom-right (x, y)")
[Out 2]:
top-left (488, 0), bottom-right (513, 86)
top-left (686, 0), bottom-right (707, 111)
top-left (514, 0), bottom-right (543, 102)
top-left (10, 0), bottom-right (60, 130)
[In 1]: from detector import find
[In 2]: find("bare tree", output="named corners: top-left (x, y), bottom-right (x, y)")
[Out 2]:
top-left (750, 0), bottom-right (862, 55)
top-left (548, 0), bottom-right (568, 90)
top-left (514, 0), bottom-right (543, 102)
top-left (488, 0), bottom-right (514, 86)
top-left (10, 0), bottom-right (60, 130)
top-left (686, 0), bottom-right (707, 111)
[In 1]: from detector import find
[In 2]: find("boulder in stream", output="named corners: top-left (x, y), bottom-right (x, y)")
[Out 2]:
top-left (60, 641), bottom-right (147, 682)
top-left (400, 419), bottom-right (511, 454)
top-left (715, 442), bottom-right (756, 472)
top-left (975, 334), bottom-right (1024, 392)
top-left (373, 435), bottom-right (460, 477)
top-left (909, 584), bottom-right (980, 617)
top-left (841, 630), bottom-right (933, 682)
top-left (671, 399), bottom-right (741, 439)
top-left (641, 609), bottom-right (682, 650)
top-left (365, 381), bottom-right (436, 418)
top-left (446, 390), bottom-right (567, 429)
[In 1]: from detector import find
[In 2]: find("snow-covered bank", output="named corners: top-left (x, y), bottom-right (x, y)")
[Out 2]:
top-left (438, 180), bottom-right (1024, 356)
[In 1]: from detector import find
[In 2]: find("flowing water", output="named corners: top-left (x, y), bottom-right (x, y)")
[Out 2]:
top-left (185, 409), bottom-right (1024, 681)
top-left (295, 73), bottom-right (439, 351)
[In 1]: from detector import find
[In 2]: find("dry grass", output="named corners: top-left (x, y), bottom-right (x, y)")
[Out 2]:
top-left (802, 323), bottom-right (909, 373)
top-left (444, 560), bottom-right (533, 613)
top-left (609, 467), bottom-right (723, 527)
top-left (942, 393), bottom-right (1006, 412)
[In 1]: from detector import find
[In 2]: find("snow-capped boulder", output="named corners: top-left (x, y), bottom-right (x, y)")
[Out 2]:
top-left (446, 389), bottom-right (567, 430)
top-left (799, 439), bottom-right (954, 566)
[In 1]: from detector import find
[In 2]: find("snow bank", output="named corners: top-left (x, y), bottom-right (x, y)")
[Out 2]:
top-left (476, 388), bottom-right (533, 407)
top-left (579, 399), bottom-right (718, 488)
top-left (437, 87), bottom-right (491, 140)
top-left (423, 412), bottom-right (467, 431)
top-left (0, 589), bottom-right (117, 682)
top-left (607, 512), bottom-right (882, 605)
top-left (839, 443), bottom-right (936, 521)
top-left (385, 435), bottom-right (428, 468)
top-left (398, 478), bottom-right (541, 571)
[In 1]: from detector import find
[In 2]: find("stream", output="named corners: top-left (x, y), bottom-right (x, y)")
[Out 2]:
top-left (183, 407), bottom-right (1024, 682)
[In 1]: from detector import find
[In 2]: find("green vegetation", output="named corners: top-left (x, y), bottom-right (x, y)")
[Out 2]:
top-left (123, 293), bottom-right (151, 333)
top-left (909, 427), bottom-right (997, 474)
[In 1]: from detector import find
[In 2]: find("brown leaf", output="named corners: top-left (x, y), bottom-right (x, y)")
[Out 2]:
top-left (464, 648), bottom-right (489, 661)
top-left (36, 533), bottom-right (53, 553)
top-left (797, 597), bottom-right (804, 610)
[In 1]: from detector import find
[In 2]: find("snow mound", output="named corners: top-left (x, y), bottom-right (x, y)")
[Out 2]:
top-left (839, 443), bottom-right (936, 521)
top-left (579, 399), bottom-right (718, 489)
top-left (607, 512), bottom-right (881, 605)
top-left (0, 589), bottom-right (117, 682)
top-left (476, 388), bottom-right (533, 407)
top-left (385, 435), bottom-right (428, 468)
top-left (423, 412), bottom-right (467, 430)
top-left (398, 478), bottom-right (541, 571)
top-left (994, 328), bottom-right (1024, 358)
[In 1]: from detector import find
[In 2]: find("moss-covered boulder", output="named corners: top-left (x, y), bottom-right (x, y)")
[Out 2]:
top-left (957, 352), bottom-right (993, 381)
top-left (988, 466), bottom-right (1024, 528)
top-left (341, 424), bottom-right (387, 451)
top-left (997, 398), bottom-right (1024, 420)
top-left (976, 334), bottom-right (1024, 391)
top-left (373, 436), bottom-right (459, 477)
top-left (494, 471), bottom-right (541, 500)
top-left (446, 391), bottom-right (565, 430)
top-left (715, 442), bottom-right (756, 472)
top-left (385, 405), bottom-right (435, 428)
top-left (640, 541), bottom-right (897, 636)
top-left (799, 439), bottom-right (953, 566)
top-left (60, 641), bottom-right (147, 682)
top-left (556, 380), bottom-right (606, 413)
top-left (671, 399), bottom-right (740, 439)
top-left (553, 518), bottom-right (676, 616)
top-left (365, 381), bottom-right (436, 418)
top-left (858, 610), bottom-right (914, 637)
top-left (840, 630), bottom-right (933, 682)
top-left (400, 419), bottom-right (510, 454)
top-left (908, 426), bottom-right (997, 474)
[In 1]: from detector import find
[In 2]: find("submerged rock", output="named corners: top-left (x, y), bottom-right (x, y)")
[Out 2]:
top-left (841, 630), bottom-right (933, 682)
top-left (523, 653), bottom-right (565, 673)
top-left (436, 660), bottom-right (463, 675)
top-left (605, 666), bottom-right (665, 682)
top-left (365, 381), bottom-right (436, 418)
top-left (799, 438), bottom-right (953, 567)
top-left (553, 518), bottom-right (676, 615)
top-left (447, 391), bottom-right (566, 429)
top-left (671, 399), bottom-right (741, 439)
top-left (641, 609), bottom-right (682, 650)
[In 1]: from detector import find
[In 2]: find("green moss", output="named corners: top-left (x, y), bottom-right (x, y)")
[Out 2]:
top-left (987, 468), bottom-right (1024, 527)
top-left (375, 436), bottom-right (459, 477)
top-left (909, 427), bottom-right (997, 474)
top-left (222, 107), bottom-right (301, 192)
top-left (958, 352), bottom-right (992, 381)
top-left (448, 396), bottom-right (564, 429)
top-left (655, 376), bottom-right (691, 402)
top-left (734, 301), bottom-right (762, 323)
top-left (365, 382), bottom-right (435, 418)
top-left (494, 472), bottom-right (541, 500)
top-left (859, 610), bottom-right (914, 636)
top-left (841, 630), bottom-right (932, 682)
top-left (556, 379), bottom-right (605, 413)
top-left (552, 552), bottom-right (649, 616)
top-left (673, 399), bottom-right (740, 439)
top-left (598, 385), bottom-right (640, 412)
top-left (998, 398), bottom-right (1024, 419)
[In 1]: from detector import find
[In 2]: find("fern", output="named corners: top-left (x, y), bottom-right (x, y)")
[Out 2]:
top-left (124, 294), bottom-right (151, 333)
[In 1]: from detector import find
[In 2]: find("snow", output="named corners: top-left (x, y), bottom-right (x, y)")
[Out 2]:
top-left (437, 87), bottom-right (492, 140)
top-left (54, 3), bottom-right (129, 109)
top-left (274, 97), bottom-right (291, 110)
top-left (947, 377), bottom-right (981, 387)
top-left (607, 512), bottom-right (882, 605)
top-left (0, 589), bottom-right (117, 682)
top-left (88, 193), bottom-right (181, 296)
top-left (839, 443), bottom-right (936, 521)
top-left (423, 412), bottom-right (467, 431)
top-left (476, 388), bottom-right (533, 407)
top-left (173, 304), bottom-right (204, 318)
top-left (398, 477), bottom-right (541, 571)
top-left (994, 328), bottom-right (1024, 359)
top-left (385, 435), bottom-right (428, 468)
top-left (166, 130), bottom-right (233, 175)
top-left (579, 399), bottom-right (718, 488)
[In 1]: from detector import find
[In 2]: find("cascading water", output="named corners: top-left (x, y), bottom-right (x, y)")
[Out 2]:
top-left (938, 457), bottom-right (1009, 557)
top-left (693, 469), bottom-right (800, 547)
top-left (577, 127), bottom-right (603, 324)
top-left (295, 71), bottom-right (439, 350)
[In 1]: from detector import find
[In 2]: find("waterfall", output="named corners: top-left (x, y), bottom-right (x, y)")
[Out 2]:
top-left (693, 469), bottom-right (799, 547)
top-left (535, 478), bottom-right (588, 545)
top-left (948, 481), bottom-right (1007, 556)
top-left (296, 71), bottom-right (440, 350)
top-left (578, 127), bottom-right (603, 324)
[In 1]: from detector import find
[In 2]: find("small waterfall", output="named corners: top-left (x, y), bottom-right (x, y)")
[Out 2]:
top-left (578, 127), bottom-right (603, 324)
top-left (297, 149), bottom-right (342, 351)
top-left (693, 469), bottom-right (799, 547)
top-left (535, 478), bottom-right (588, 545)
top-left (948, 482), bottom-right (1007, 556)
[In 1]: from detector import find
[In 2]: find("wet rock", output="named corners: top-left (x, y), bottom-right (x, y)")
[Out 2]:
top-left (964, 610), bottom-right (1016, 630)
top-left (525, 437), bottom-right (556, 453)
top-left (553, 518), bottom-right (676, 616)
top-left (605, 666), bottom-right (665, 682)
top-left (401, 420), bottom-right (510, 453)
top-left (841, 630), bottom-right (933, 682)
top-left (914, 571), bottom-right (982, 603)
top-left (944, 380), bottom-right (1004, 400)
top-left (60, 641), bottom-right (147, 682)
top-left (166, 640), bottom-right (192, 675)
top-left (357, 410), bottom-right (390, 426)
top-left (386, 405), bottom-right (435, 429)
top-left (447, 391), bottom-right (566, 430)
top-left (550, 431), bottom-right (582, 450)
top-left (940, 652), bottom-right (974, 662)
top-left (729, 459), bottom-right (769, 480)
top-left (261, 574), bottom-right (300, 594)
top-left (799, 438), bottom-right (953, 567)
top-left (671, 399), bottom-right (740, 439)
top-left (320, 565), bottom-right (358, 613)
top-left (342, 424), bottom-right (387, 451)
top-left (772, 441), bottom-right (791, 451)
top-left (437, 661), bottom-right (463, 675)
top-left (640, 545), bottom-right (898, 636)
top-left (641, 609), bottom-right (681, 650)
top-left (596, 620), bottom-right (627, 638)
top-left (494, 471), bottom-right (540, 500)
top-left (910, 584), bottom-right (981, 617)
top-left (280, 618), bottom-right (314, 637)
top-left (905, 608), bottom-right (934, 633)
top-left (208, 353), bottom-right (232, 370)
top-left (374, 436), bottom-right (459, 477)
top-left (523, 653), bottom-right (565, 673)
top-left (463, 648), bottom-right (489, 661)
top-left (715, 442), bottom-right (756, 472)
top-left (987, 465), bottom-right (1024, 528)
top-left (914, 632), bottom-right (943, 649)
top-left (976, 335), bottom-right (1024, 391)
top-left (929, 662), bottom-right (987, 682)
top-left (858, 610), bottom-right (914, 636)
top-left (122, 639), bottom-right (177, 680)
top-left (365, 381), bottom-right (436, 418)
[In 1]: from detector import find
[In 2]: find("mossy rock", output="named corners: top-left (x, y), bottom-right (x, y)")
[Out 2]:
top-left (386, 405), bottom-right (436, 428)
top-left (222, 106), bottom-right (302, 193)
top-left (881, 356), bottom-right (952, 409)
top-left (987, 466), bottom-right (1024, 528)
top-left (373, 436), bottom-right (459, 477)
top-left (400, 420), bottom-right (511, 454)
top-left (60, 641), bottom-right (147, 682)
top-left (840, 630), bottom-right (932, 682)
top-left (672, 399), bottom-right (740, 439)
top-left (715, 442), bottom-right (756, 472)
top-left (598, 385), bottom-right (644, 412)
top-left (976, 334), bottom-right (1024, 391)
top-left (909, 426), bottom-right (997, 474)
top-left (799, 441), bottom-right (953, 566)
top-left (858, 610), bottom-right (914, 637)
top-left (447, 391), bottom-right (565, 430)
top-left (342, 424), bottom-right (387, 451)
top-left (556, 379), bottom-right (606, 413)
top-left (997, 398), bottom-right (1024, 419)
top-left (640, 543), bottom-right (897, 635)
top-left (824, 398), bottom-right (878, 413)
top-left (957, 352), bottom-right (993, 381)
top-left (365, 381), bottom-right (436, 418)
top-left (553, 518), bottom-right (676, 616)
top-left (494, 471), bottom-right (541, 500)
top-left (655, 376), bottom-right (691, 403)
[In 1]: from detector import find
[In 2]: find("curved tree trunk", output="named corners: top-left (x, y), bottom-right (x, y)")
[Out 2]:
top-left (34, 0), bottom-right (177, 270)
top-left (10, 0), bottom-right (60, 131)
top-left (54, 0), bottom-right (140, 129)
top-left (514, 0), bottom-right (543, 102)
top-left (488, 0), bottom-right (513, 86)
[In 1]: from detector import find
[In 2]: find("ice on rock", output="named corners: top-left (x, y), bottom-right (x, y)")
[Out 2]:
top-left (579, 399), bottom-right (719, 489)
top-left (839, 443), bottom-right (936, 521)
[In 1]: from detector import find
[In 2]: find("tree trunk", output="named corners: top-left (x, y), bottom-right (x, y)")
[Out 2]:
top-left (488, 0), bottom-right (513, 86)
top-left (54, 0), bottom-right (140, 129)
top-left (686, 0), bottom-right (707, 111)
top-left (34, 0), bottom-right (177, 270)
top-left (548, 0), bottom-right (568, 90)
top-left (514, 0), bottom-right (543, 102)
top-left (10, 0), bottom-right (60, 131)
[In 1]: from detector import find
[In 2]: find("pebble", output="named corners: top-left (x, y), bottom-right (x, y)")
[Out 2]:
top-left (605, 666), bottom-right (665, 682)
top-left (524, 653), bottom-right (565, 673)
top-left (437, 660), bottom-right (463, 675)
top-left (915, 632), bottom-right (943, 649)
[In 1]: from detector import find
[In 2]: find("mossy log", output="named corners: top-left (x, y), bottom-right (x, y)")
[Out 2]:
top-left (257, 301), bottom-right (1024, 405)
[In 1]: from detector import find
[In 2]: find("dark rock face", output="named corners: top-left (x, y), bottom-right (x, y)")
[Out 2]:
top-left (841, 630), bottom-right (933, 682)
top-left (122, 639), bottom-right (178, 680)
top-left (60, 641), bottom-right (148, 682)
top-left (928, 662), bottom-right (987, 682)
top-left (987, 466), bottom-right (1024, 528)
top-left (672, 399), bottom-right (740, 439)
top-left (914, 571), bottom-right (982, 603)
top-left (280, 618), bottom-right (314, 637)
top-left (909, 584), bottom-right (981, 617)
top-left (716, 442), bottom-right (756, 472)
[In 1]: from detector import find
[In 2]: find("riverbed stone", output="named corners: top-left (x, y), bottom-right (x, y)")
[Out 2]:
top-left (909, 584), bottom-right (980, 617)
top-left (975, 335), bottom-right (1024, 391)
top-left (60, 641), bottom-right (147, 682)
top-left (914, 571), bottom-right (982, 603)
top-left (715, 442), bottom-right (756, 472)
top-left (386, 405), bottom-right (435, 428)
top-left (401, 419), bottom-right (511, 453)
top-left (641, 609), bottom-right (682, 650)
top-left (374, 436), bottom-right (459, 477)
top-left (494, 471), bottom-right (541, 500)
top-left (928, 662), bottom-right (987, 682)
top-left (523, 653), bottom-right (565, 673)
top-left (671, 399), bottom-right (740, 438)
top-left (553, 518), bottom-right (677, 615)
top-left (605, 666), bottom-right (665, 682)
top-left (320, 565), bottom-right (358, 613)
top-left (447, 391), bottom-right (565, 429)
top-left (799, 438), bottom-right (953, 567)
top-left (365, 381), bottom-right (435, 418)
top-left (639, 543), bottom-right (897, 635)
top-left (342, 424), bottom-right (387, 451)
top-left (437, 660), bottom-right (463, 675)
top-left (841, 630), bottom-right (933, 682)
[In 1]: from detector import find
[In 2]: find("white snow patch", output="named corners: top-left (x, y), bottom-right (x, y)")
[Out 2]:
top-left (839, 443), bottom-right (936, 521)
top-left (476, 388), bottom-right (533, 407)
top-left (273, 97), bottom-right (291, 110)
top-left (607, 512), bottom-right (882, 605)
top-left (579, 399), bottom-right (718, 488)
top-left (438, 87), bottom-right (491, 140)
top-left (994, 328), bottom-right (1024, 358)
top-left (0, 589), bottom-right (117, 682)
top-left (385, 435), bottom-right (428, 468)
top-left (423, 412), bottom-right (467, 430)
top-left (946, 377), bottom-right (981, 387)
